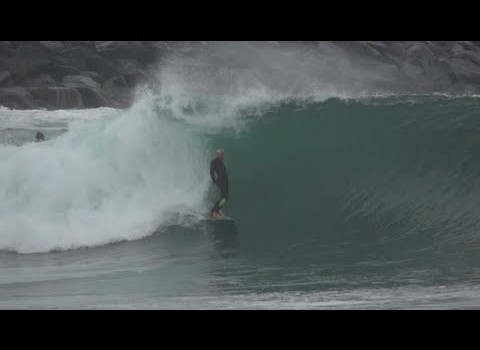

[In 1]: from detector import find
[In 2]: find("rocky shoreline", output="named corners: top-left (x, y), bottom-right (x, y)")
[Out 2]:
top-left (0, 41), bottom-right (169, 109)
top-left (2, 41), bottom-right (480, 110)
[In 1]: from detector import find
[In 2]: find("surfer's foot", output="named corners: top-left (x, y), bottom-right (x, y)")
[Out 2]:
top-left (212, 212), bottom-right (223, 218)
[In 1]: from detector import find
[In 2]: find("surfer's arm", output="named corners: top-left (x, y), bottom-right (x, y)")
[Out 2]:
top-left (210, 161), bottom-right (217, 183)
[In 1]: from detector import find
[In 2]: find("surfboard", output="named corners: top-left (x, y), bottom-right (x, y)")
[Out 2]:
top-left (199, 211), bottom-right (234, 221)
top-left (205, 214), bottom-right (234, 222)
top-left (180, 211), bottom-right (234, 223)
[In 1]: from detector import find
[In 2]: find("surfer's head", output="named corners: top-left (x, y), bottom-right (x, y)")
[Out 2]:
top-left (35, 131), bottom-right (45, 142)
top-left (216, 149), bottom-right (225, 161)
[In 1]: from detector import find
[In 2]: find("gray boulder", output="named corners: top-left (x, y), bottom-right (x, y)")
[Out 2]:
top-left (451, 42), bottom-right (480, 67)
top-left (85, 56), bottom-right (122, 79)
top-left (23, 74), bottom-right (57, 87)
top-left (79, 70), bottom-right (105, 83)
top-left (124, 70), bottom-right (149, 89)
top-left (14, 44), bottom-right (55, 75)
top-left (0, 57), bottom-right (28, 81)
top-left (60, 46), bottom-right (98, 70)
top-left (39, 41), bottom-right (65, 52)
top-left (29, 86), bottom-right (83, 109)
top-left (0, 87), bottom-right (34, 109)
top-left (102, 75), bottom-right (132, 106)
top-left (94, 41), bottom-right (130, 51)
top-left (40, 64), bottom-right (82, 80)
top-left (97, 46), bottom-right (158, 65)
top-left (61, 75), bottom-right (110, 108)
top-left (442, 57), bottom-right (480, 85)
top-left (116, 59), bottom-right (142, 74)
top-left (0, 70), bottom-right (11, 86)
top-left (62, 75), bottom-right (101, 89)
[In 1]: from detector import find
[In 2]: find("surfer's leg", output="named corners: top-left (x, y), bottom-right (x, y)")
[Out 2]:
top-left (217, 198), bottom-right (227, 213)
top-left (210, 185), bottom-right (223, 215)
top-left (211, 197), bottom-right (226, 214)
top-left (217, 184), bottom-right (228, 213)
top-left (210, 182), bottom-right (228, 216)
top-left (210, 199), bottom-right (222, 215)
top-left (211, 186), bottom-right (228, 215)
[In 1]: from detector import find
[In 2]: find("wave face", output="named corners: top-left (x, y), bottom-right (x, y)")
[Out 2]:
top-left (214, 97), bottom-right (480, 271)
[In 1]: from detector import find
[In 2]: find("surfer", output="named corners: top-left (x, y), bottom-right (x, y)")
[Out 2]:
top-left (210, 149), bottom-right (229, 218)
top-left (34, 131), bottom-right (45, 142)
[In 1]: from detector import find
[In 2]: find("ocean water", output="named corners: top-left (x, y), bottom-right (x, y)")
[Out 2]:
top-left (1, 42), bottom-right (480, 309)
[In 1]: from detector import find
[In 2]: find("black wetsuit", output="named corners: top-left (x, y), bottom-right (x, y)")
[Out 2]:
top-left (210, 158), bottom-right (228, 213)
